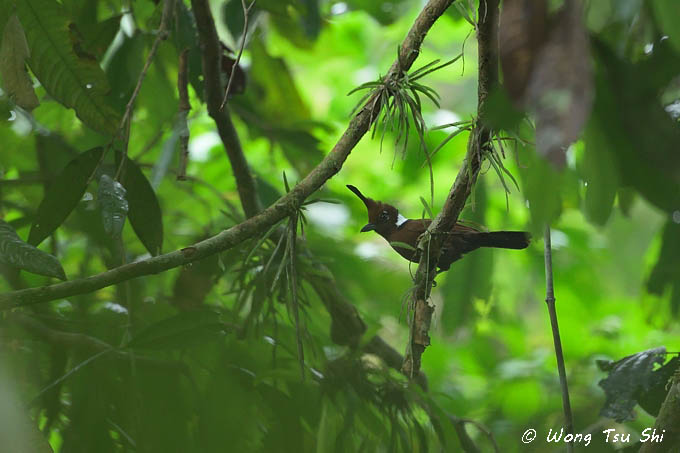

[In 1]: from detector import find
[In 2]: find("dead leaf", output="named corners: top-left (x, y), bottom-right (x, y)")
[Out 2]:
top-left (0, 15), bottom-right (39, 110)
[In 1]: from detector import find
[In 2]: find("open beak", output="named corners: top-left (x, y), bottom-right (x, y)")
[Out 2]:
top-left (360, 223), bottom-right (376, 232)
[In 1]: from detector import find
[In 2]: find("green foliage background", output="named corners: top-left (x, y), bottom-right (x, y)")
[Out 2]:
top-left (0, 0), bottom-right (679, 452)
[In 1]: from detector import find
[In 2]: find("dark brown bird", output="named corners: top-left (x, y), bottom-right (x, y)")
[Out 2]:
top-left (347, 185), bottom-right (530, 272)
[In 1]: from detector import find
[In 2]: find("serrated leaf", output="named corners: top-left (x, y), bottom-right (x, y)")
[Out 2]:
top-left (0, 220), bottom-right (66, 280)
top-left (16, 0), bottom-right (121, 135)
top-left (98, 174), bottom-right (128, 237)
top-left (127, 309), bottom-right (228, 350)
top-left (116, 152), bottom-right (163, 256)
top-left (29, 147), bottom-right (103, 246)
top-left (0, 14), bottom-right (39, 110)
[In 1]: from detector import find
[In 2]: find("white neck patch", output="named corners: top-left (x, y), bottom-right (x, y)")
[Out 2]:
top-left (396, 213), bottom-right (408, 227)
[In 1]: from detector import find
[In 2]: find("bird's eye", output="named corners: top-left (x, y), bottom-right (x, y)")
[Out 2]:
top-left (379, 210), bottom-right (389, 221)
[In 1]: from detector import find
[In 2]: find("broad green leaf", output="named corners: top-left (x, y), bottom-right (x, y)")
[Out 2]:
top-left (0, 14), bottom-right (39, 110)
top-left (127, 309), bottom-right (228, 350)
top-left (652, 0), bottom-right (680, 53)
top-left (97, 174), bottom-right (128, 237)
top-left (0, 220), bottom-right (66, 280)
top-left (16, 0), bottom-right (120, 135)
top-left (116, 152), bottom-right (164, 256)
top-left (590, 41), bottom-right (680, 214)
top-left (517, 142), bottom-right (562, 234)
top-left (28, 147), bottom-right (103, 246)
top-left (76, 15), bottom-right (122, 58)
top-left (617, 187), bottom-right (635, 217)
top-left (583, 114), bottom-right (618, 225)
top-left (344, 0), bottom-right (410, 25)
top-left (248, 36), bottom-right (310, 125)
top-left (647, 221), bottom-right (680, 298)
top-left (243, 0), bottom-right (321, 47)
top-left (106, 33), bottom-right (177, 128)
top-left (316, 398), bottom-right (341, 453)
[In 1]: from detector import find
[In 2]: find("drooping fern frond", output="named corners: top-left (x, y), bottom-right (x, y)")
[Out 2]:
top-left (348, 54), bottom-right (462, 159)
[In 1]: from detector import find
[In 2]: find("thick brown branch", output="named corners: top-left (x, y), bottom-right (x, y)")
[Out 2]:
top-left (0, 0), bottom-right (454, 309)
top-left (403, 0), bottom-right (499, 377)
top-left (190, 0), bottom-right (261, 218)
top-left (639, 371), bottom-right (680, 453)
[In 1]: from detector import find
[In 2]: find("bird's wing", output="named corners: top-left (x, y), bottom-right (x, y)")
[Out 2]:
top-left (400, 219), bottom-right (479, 234)
top-left (400, 219), bottom-right (430, 233)
top-left (450, 222), bottom-right (480, 234)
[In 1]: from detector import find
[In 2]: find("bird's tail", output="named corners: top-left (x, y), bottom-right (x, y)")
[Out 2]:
top-left (473, 231), bottom-right (531, 249)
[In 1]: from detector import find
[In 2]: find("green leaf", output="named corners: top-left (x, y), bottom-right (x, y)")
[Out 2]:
top-left (344, 0), bottom-right (410, 25)
top-left (617, 187), bottom-right (635, 217)
top-left (419, 196), bottom-right (434, 219)
top-left (97, 174), bottom-right (128, 237)
top-left (116, 152), bottom-right (164, 256)
top-left (647, 221), bottom-right (680, 297)
top-left (517, 143), bottom-right (562, 234)
top-left (583, 115), bottom-right (618, 225)
top-left (28, 147), bottom-right (103, 246)
top-left (282, 170), bottom-right (290, 193)
top-left (652, 0), bottom-right (680, 53)
top-left (127, 309), bottom-right (229, 350)
top-left (16, 0), bottom-right (121, 135)
top-left (0, 220), bottom-right (66, 280)
top-left (316, 398), bottom-right (340, 453)
top-left (0, 14), bottom-right (39, 110)
top-left (247, 36), bottom-right (310, 125)
top-left (76, 15), bottom-right (122, 59)
top-left (389, 241), bottom-right (416, 252)
top-left (590, 40), bottom-right (680, 214)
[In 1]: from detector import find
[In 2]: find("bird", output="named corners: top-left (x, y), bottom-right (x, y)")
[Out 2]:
top-left (347, 185), bottom-right (530, 272)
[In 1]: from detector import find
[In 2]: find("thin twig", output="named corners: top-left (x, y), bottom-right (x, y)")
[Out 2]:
top-left (544, 225), bottom-right (574, 453)
top-left (220, 0), bottom-right (256, 110)
top-left (85, 0), bottom-right (175, 187)
top-left (177, 48), bottom-right (191, 181)
top-left (114, 0), bottom-right (175, 181)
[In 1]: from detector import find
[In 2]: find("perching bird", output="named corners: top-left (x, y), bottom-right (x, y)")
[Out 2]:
top-left (347, 185), bottom-right (530, 272)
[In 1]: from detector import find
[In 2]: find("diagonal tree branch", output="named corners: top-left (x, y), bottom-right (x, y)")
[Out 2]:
top-left (402, 0), bottom-right (499, 377)
top-left (0, 0), bottom-right (455, 309)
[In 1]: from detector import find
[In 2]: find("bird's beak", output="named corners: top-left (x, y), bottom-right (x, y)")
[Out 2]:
top-left (360, 223), bottom-right (376, 232)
